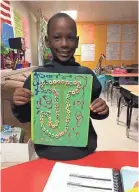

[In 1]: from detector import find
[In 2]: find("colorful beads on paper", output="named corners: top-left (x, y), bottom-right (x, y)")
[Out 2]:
top-left (39, 80), bottom-right (81, 139)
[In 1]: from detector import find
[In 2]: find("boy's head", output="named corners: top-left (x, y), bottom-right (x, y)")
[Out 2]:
top-left (46, 13), bottom-right (79, 63)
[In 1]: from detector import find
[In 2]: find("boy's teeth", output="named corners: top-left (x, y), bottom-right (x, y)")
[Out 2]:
top-left (60, 52), bottom-right (68, 56)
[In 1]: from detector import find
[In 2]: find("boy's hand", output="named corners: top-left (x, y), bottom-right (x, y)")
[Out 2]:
top-left (90, 98), bottom-right (109, 115)
top-left (13, 88), bottom-right (32, 106)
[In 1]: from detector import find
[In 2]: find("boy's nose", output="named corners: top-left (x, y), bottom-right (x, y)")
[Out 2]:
top-left (61, 38), bottom-right (68, 47)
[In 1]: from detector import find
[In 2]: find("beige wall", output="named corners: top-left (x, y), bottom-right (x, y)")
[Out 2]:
top-left (10, 1), bottom-right (38, 66)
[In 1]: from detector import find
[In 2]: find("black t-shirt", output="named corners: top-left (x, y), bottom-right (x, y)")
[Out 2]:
top-left (11, 58), bottom-right (108, 160)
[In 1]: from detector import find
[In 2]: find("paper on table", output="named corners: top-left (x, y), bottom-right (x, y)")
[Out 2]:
top-left (43, 162), bottom-right (114, 192)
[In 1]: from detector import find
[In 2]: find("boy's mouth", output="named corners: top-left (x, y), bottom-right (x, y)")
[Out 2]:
top-left (58, 50), bottom-right (71, 57)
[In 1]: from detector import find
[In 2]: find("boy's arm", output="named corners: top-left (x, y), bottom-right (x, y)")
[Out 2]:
top-left (90, 72), bottom-right (109, 120)
top-left (11, 75), bottom-right (31, 123)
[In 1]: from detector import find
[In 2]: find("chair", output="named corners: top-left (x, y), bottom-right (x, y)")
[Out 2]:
top-left (110, 81), bottom-right (120, 106)
top-left (127, 94), bottom-right (138, 138)
top-left (106, 79), bottom-right (112, 101)
top-left (112, 77), bottom-right (135, 107)
top-left (117, 79), bottom-right (138, 138)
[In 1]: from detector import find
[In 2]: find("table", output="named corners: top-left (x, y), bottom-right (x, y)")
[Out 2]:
top-left (117, 85), bottom-right (138, 137)
top-left (1, 151), bottom-right (138, 192)
top-left (131, 91), bottom-right (139, 97)
top-left (125, 67), bottom-right (138, 70)
top-left (127, 91), bottom-right (138, 137)
top-left (120, 85), bottom-right (139, 93)
top-left (105, 73), bottom-right (138, 102)
top-left (125, 67), bottom-right (138, 73)
top-left (131, 91), bottom-right (139, 105)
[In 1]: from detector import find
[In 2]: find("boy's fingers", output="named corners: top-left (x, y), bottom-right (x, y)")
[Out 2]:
top-left (14, 89), bottom-right (32, 98)
top-left (13, 96), bottom-right (30, 103)
top-left (91, 100), bottom-right (105, 111)
top-left (93, 104), bottom-right (107, 113)
top-left (91, 98), bottom-right (102, 106)
top-left (14, 101), bottom-right (28, 106)
top-left (15, 88), bottom-right (31, 95)
top-left (15, 91), bottom-right (31, 98)
top-left (98, 107), bottom-right (109, 115)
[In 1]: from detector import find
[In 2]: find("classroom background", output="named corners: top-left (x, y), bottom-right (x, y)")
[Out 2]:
top-left (0, 1), bottom-right (138, 70)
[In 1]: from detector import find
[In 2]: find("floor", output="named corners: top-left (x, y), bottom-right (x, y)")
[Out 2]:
top-left (94, 93), bottom-right (138, 152)
top-left (1, 90), bottom-right (138, 169)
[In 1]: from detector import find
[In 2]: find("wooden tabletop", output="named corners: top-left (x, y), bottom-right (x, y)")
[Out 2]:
top-left (106, 73), bottom-right (138, 77)
top-left (131, 91), bottom-right (139, 97)
top-left (120, 85), bottom-right (139, 92)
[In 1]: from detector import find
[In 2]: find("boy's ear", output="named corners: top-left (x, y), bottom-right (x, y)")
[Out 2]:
top-left (45, 36), bottom-right (50, 48)
top-left (76, 36), bottom-right (79, 48)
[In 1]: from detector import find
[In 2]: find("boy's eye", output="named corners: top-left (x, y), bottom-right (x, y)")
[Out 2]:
top-left (68, 36), bottom-right (76, 40)
top-left (53, 36), bottom-right (60, 40)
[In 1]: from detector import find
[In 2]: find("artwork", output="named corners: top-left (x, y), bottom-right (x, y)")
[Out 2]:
top-left (121, 43), bottom-right (136, 60)
top-left (107, 24), bottom-right (121, 42)
top-left (31, 72), bottom-right (93, 147)
top-left (122, 24), bottom-right (137, 43)
top-left (2, 23), bottom-right (14, 48)
top-left (106, 43), bottom-right (120, 60)
top-left (81, 44), bottom-right (95, 61)
top-left (14, 10), bottom-right (23, 37)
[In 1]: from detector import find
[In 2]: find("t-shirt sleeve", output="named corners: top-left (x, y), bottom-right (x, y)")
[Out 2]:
top-left (91, 71), bottom-right (102, 102)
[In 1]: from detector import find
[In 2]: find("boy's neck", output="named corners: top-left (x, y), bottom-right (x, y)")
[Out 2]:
top-left (53, 57), bottom-right (76, 65)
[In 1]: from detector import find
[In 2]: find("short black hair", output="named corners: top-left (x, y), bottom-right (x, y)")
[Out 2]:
top-left (47, 12), bottom-right (77, 36)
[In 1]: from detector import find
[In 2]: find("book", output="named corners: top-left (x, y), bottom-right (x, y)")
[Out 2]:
top-left (121, 166), bottom-right (139, 192)
top-left (0, 125), bottom-right (24, 143)
top-left (43, 162), bottom-right (139, 192)
top-left (31, 72), bottom-right (93, 147)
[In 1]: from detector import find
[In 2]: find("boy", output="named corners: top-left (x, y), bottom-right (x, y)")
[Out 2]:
top-left (12, 13), bottom-right (109, 160)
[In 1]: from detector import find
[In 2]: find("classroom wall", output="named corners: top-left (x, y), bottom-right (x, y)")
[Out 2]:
top-left (10, 1), bottom-right (38, 66)
top-left (75, 21), bottom-right (138, 70)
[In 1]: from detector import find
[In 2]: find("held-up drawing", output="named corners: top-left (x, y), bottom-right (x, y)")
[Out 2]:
top-left (31, 72), bottom-right (93, 147)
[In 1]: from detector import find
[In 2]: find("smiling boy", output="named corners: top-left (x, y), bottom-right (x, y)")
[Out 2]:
top-left (12, 13), bottom-right (109, 160)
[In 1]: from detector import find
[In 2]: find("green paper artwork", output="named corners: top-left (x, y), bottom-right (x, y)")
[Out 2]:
top-left (31, 72), bottom-right (93, 147)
